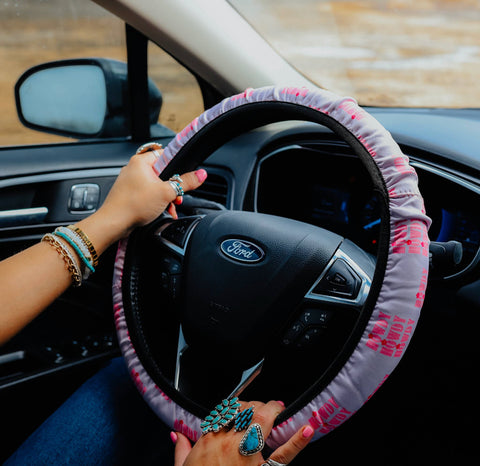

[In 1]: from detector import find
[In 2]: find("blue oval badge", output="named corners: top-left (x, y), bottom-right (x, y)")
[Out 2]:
top-left (220, 239), bottom-right (265, 263)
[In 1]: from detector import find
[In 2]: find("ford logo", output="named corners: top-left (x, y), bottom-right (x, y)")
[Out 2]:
top-left (220, 239), bottom-right (265, 263)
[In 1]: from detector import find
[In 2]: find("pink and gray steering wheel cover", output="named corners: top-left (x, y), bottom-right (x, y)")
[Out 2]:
top-left (112, 85), bottom-right (431, 447)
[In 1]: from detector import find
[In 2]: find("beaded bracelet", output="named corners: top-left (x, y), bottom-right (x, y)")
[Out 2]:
top-left (67, 225), bottom-right (98, 268)
top-left (42, 233), bottom-right (83, 287)
top-left (54, 228), bottom-right (95, 276)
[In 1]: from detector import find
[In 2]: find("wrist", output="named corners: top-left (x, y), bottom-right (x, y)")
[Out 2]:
top-left (75, 206), bottom-right (131, 258)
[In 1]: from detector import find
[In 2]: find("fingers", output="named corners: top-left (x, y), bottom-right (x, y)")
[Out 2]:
top-left (135, 147), bottom-right (208, 196)
top-left (167, 202), bottom-right (178, 220)
top-left (267, 425), bottom-right (314, 465)
top-left (172, 431), bottom-right (192, 466)
top-left (137, 150), bottom-right (160, 167)
top-left (165, 169), bottom-right (207, 219)
top-left (248, 400), bottom-right (285, 439)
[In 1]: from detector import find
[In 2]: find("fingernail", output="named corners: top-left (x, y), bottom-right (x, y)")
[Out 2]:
top-left (302, 426), bottom-right (314, 438)
top-left (167, 203), bottom-right (178, 220)
top-left (277, 400), bottom-right (285, 407)
top-left (174, 196), bottom-right (183, 205)
top-left (195, 169), bottom-right (207, 183)
top-left (170, 431), bottom-right (178, 444)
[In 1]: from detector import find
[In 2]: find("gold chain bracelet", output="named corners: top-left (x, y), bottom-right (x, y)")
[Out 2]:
top-left (42, 233), bottom-right (82, 287)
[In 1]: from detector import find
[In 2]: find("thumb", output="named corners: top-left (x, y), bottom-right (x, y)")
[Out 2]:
top-left (172, 431), bottom-right (192, 466)
top-left (267, 425), bottom-right (314, 465)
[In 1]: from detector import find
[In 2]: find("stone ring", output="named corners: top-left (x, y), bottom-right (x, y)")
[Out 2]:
top-left (169, 181), bottom-right (184, 197)
top-left (239, 423), bottom-right (265, 456)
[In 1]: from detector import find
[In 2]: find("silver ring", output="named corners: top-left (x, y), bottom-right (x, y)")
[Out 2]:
top-left (135, 142), bottom-right (163, 154)
top-left (239, 423), bottom-right (264, 456)
top-left (264, 459), bottom-right (288, 466)
top-left (151, 149), bottom-right (161, 159)
top-left (169, 174), bottom-right (184, 183)
top-left (169, 181), bottom-right (184, 197)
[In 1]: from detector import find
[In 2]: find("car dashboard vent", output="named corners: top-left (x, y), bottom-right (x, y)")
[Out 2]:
top-left (189, 171), bottom-right (230, 208)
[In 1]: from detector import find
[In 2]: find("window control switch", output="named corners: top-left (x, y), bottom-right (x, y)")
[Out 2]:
top-left (69, 184), bottom-right (100, 213)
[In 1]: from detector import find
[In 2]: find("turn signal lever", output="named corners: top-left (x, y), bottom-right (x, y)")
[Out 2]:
top-left (429, 240), bottom-right (463, 278)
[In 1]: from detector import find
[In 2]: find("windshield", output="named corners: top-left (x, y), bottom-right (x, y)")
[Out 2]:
top-left (229, 0), bottom-right (480, 108)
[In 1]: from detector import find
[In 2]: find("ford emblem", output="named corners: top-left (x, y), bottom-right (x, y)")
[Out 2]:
top-left (220, 239), bottom-right (265, 263)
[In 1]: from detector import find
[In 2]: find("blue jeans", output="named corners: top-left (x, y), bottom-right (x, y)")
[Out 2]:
top-left (5, 358), bottom-right (174, 465)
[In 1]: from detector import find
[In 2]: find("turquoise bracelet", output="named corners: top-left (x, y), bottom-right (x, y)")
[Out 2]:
top-left (53, 231), bottom-right (96, 273)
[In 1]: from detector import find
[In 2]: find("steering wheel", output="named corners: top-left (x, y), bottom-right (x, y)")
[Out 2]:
top-left (112, 86), bottom-right (430, 448)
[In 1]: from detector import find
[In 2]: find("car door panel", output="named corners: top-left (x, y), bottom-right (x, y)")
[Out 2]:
top-left (0, 138), bottom-right (173, 459)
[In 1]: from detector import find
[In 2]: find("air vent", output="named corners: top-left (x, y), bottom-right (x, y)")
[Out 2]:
top-left (190, 172), bottom-right (230, 207)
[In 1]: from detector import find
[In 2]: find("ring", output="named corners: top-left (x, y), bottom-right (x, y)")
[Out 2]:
top-left (135, 142), bottom-right (163, 154)
top-left (169, 174), bottom-right (184, 183)
top-left (200, 397), bottom-right (241, 434)
top-left (169, 181), bottom-right (184, 197)
top-left (263, 459), bottom-right (288, 466)
top-left (234, 406), bottom-right (254, 432)
top-left (239, 423), bottom-right (264, 456)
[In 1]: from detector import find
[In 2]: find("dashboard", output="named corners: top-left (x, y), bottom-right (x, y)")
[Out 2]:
top-left (248, 135), bottom-right (480, 281)
top-left (1, 108), bottom-right (475, 462)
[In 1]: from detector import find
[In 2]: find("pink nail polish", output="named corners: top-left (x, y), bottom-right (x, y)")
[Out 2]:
top-left (302, 426), bottom-right (314, 438)
top-left (195, 169), bottom-right (207, 183)
top-left (277, 400), bottom-right (285, 407)
top-left (170, 432), bottom-right (178, 444)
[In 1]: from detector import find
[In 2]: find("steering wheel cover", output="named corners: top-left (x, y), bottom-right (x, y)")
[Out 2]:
top-left (112, 86), bottom-right (430, 447)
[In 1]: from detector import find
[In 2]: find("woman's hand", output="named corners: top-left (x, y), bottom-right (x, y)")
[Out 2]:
top-left (171, 400), bottom-right (314, 466)
top-left (98, 149), bottom-right (207, 238)
top-left (77, 149), bottom-right (207, 253)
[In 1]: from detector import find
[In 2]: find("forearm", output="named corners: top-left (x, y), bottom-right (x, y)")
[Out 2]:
top-left (0, 151), bottom-right (205, 346)
top-left (0, 240), bottom-right (76, 345)
top-left (0, 207), bottom-right (125, 346)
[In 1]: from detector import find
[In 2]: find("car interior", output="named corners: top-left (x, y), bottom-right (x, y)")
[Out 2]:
top-left (0, 2), bottom-right (470, 463)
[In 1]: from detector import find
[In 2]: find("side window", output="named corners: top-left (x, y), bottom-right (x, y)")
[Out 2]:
top-left (0, 0), bottom-right (203, 147)
top-left (0, 0), bottom-right (125, 146)
top-left (149, 44), bottom-right (204, 134)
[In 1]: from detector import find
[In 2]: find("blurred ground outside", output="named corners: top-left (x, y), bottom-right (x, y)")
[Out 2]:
top-left (0, 0), bottom-right (479, 147)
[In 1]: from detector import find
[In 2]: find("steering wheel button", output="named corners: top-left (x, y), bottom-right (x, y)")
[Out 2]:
top-left (169, 274), bottom-right (181, 300)
top-left (161, 256), bottom-right (182, 274)
top-left (161, 217), bottom-right (199, 248)
top-left (330, 272), bottom-right (347, 285)
top-left (295, 327), bottom-right (324, 348)
top-left (300, 309), bottom-right (332, 326)
top-left (313, 259), bottom-right (361, 299)
top-left (282, 321), bottom-right (304, 345)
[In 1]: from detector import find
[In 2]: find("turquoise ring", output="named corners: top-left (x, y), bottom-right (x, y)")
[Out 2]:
top-left (234, 406), bottom-right (254, 432)
top-left (169, 181), bottom-right (184, 197)
top-left (200, 397), bottom-right (241, 434)
top-left (239, 423), bottom-right (265, 456)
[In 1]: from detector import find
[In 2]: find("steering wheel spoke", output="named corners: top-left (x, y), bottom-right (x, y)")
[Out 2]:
top-left (155, 215), bottom-right (203, 257)
top-left (305, 244), bottom-right (373, 309)
top-left (280, 241), bottom-right (374, 352)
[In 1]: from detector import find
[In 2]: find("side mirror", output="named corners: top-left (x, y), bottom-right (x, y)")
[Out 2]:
top-left (15, 58), bottom-right (171, 139)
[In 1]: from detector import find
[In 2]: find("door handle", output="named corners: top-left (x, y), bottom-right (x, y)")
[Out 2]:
top-left (0, 207), bottom-right (48, 227)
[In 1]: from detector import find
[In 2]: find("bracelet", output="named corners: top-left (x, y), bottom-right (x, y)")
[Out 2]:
top-left (54, 228), bottom-right (95, 275)
top-left (55, 227), bottom-right (92, 262)
top-left (42, 233), bottom-right (82, 287)
top-left (67, 225), bottom-right (99, 268)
